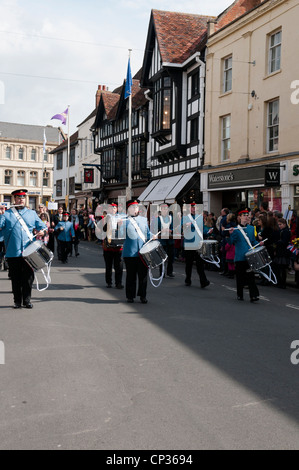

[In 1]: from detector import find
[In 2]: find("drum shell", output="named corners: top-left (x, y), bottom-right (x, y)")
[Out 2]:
top-left (139, 240), bottom-right (168, 269)
top-left (245, 246), bottom-right (272, 271)
top-left (198, 240), bottom-right (219, 257)
top-left (23, 240), bottom-right (54, 271)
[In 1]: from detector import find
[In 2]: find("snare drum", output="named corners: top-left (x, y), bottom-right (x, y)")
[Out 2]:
top-left (139, 240), bottom-right (168, 269)
top-left (198, 240), bottom-right (219, 257)
top-left (22, 240), bottom-right (54, 271)
top-left (245, 245), bottom-right (272, 271)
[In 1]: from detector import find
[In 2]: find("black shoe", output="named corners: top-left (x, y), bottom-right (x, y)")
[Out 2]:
top-left (250, 297), bottom-right (259, 303)
top-left (116, 284), bottom-right (124, 289)
top-left (107, 284), bottom-right (112, 288)
top-left (13, 303), bottom-right (22, 309)
top-left (201, 280), bottom-right (210, 289)
top-left (127, 298), bottom-right (134, 303)
top-left (185, 280), bottom-right (191, 286)
top-left (140, 297), bottom-right (148, 304)
top-left (23, 303), bottom-right (33, 309)
top-left (75, 253), bottom-right (80, 257)
top-left (237, 296), bottom-right (244, 301)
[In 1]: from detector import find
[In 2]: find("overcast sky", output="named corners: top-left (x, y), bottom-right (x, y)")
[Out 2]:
top-left (0, 0), bottom-right (233, 136)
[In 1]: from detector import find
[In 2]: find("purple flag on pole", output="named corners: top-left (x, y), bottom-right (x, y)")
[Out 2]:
top-left (51, 108), bottom-right (68, 125)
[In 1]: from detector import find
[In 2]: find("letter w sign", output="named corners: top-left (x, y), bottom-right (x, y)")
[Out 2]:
top-left (265, 168), bottom-right (280, 187)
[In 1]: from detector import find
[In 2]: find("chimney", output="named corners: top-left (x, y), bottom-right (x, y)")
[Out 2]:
top-left (95, 85), bottom-right (109, 107)
top-left (207, 19), bottom-right (217, 38)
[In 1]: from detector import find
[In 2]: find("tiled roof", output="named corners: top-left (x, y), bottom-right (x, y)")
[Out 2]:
top-left (0, 121), bottom-right (60, 143)
top-left (102, 92), bottom-right (121, 120)
top-left (132, 79), bottom-right (147, 108)
top-left (152, 10), bottom-right (216, 63)
top-left (215, 0), bottom-right (264, 32)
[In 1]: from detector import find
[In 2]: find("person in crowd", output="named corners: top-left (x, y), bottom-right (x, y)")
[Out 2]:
top-left (54, 212), bottom-right (75, 264)
top-left (259, 201), bottom-right (268, 213)
top-left (181, 203), bottom-right (210, 288)
top-left (228, 209), bottom-right (260, 302)
top-left (87, 212), bottom-right (96, 241)
top-left (102, 203), bottom-right (124, 289)
top-left (53, 206), bottom-right (64, 260)
top-left (0, 189), bottom-right (47, 308)
top-left (272, 218), bottom-right (291, 289)
top-left (224, 213), bottom-right (236, 279)
top-left (122, 199), bottom-right (151, 304)
top-left (69, 208), bottom-right (83, 257)
top-left (157, 203), bottom-right (175, 278)
top-left (82, 211), bottom-right (89, 241)
top-left (36, 212), bottom-right (50, 246)
top-left (219, 208), bottom-right (230, 275)
top-left (0, 216), bottom-right (8, 271)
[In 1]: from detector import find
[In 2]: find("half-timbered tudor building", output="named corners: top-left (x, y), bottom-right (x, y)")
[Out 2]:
top-left (92, 73), bottom-right (150, 203)
top-left (139, 10), bottom-right (215, 205)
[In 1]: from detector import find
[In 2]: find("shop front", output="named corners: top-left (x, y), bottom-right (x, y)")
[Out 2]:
top-left (289, 159), bottom-right (299, 212)
top-left (203, 164), bottom-right (282, 214)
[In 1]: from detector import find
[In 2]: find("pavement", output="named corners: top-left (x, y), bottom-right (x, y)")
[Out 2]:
top-left (0, 240), bottom-right (299, 450)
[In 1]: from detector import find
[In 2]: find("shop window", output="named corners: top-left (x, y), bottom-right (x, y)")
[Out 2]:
top-left (267, 99), bottom-right (279, 153)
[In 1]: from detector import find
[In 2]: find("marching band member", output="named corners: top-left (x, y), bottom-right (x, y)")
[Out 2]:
top-left (102, 203), bottom-right (124, 289)
top-left (157, 203), bottom-right (175, 278)
top-left (55, 212), bottom-right (75, 264)
top-left (0, 189), bottom-right (47, 309)
top-left (228, 209), bottom-right (260, 302)
top-left (122, 199), bottom-right (151, 304)
top-left (181, 203), bottom-right (210, 288)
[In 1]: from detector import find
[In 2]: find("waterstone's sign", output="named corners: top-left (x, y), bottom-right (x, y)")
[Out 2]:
top-left (208, 166), bottom-right (280, 190)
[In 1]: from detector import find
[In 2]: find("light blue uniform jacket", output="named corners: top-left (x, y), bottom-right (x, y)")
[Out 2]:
top-left (122, 216), bottom-right (151, 258)
top-left (55, 221), bottom-right (75, 242)
top-left (229, 225), bottom-right (259, 262)
top-left (181, 214), bottom-right (204, 250)
top-left (0, 208), bottom-right (47, 258)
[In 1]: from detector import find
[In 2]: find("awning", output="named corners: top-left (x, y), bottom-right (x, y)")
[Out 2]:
top-left (139, 172), bottom-right (196, 204)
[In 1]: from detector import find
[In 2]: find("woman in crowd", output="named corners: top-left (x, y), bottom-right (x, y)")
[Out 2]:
top-left (272, 218), bottom-right (291, 289)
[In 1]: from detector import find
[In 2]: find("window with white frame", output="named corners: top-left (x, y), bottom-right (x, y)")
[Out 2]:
top-left (43, 171), bottom-right (49, 187)
top-left (268, 30), bottom-right (281, 74)
top-left (5, 147), bottom-right (11, 159)
top-left (31, 149), bottom-right (36, 161)
top-left (18, 148), bottom-right (24, 160)
top-left (4, 169), bottom-right (12, 185)
top-left (29, 171), bottom-right (37, 186)
top-left (223, 56), bottom-right (232, 93)
top-left (221, 115), bottom-right (231, 161)
top-left (267, 99), bottom-right (279, 153)
top-left (17, 170), bottom-right (25, 186)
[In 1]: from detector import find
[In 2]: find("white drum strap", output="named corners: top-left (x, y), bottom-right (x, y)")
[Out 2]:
top-left (11, 207), bottom-right (33, 241)
top-left (237, 225), bottom-right (253, 249)
top-left (188, 214), bottom-right (203, 241)
top-left (149, 263), bottom-right (165, 288)
top-left (129, 217), bottom-right (146, 243)
top-left (34, 260), bottom-right (52, 292)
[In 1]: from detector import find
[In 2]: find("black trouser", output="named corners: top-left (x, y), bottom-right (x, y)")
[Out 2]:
top-left (159, 243), bottom-right (174, 276)
top-left (184, 250), bottom-right (208, 286)
top-left (124, 257), bottom-right (148, 300)
top-left (70, 232), bottom-right (80, 256)
top-left (60, 241), bottom-right (72, 262)
top-left (7, 257), bottom-right (34, 305)
top-left (104, 250), bottom-right (123, 286)
top-left (235, 261), bottom-right (259, 299)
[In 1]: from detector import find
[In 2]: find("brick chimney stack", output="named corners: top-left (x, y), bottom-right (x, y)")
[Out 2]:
top-left (96, 85), bottom-right (109, 107)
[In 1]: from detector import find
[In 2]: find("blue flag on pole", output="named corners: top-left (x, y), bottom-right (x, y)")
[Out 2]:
top-left (124, 58), bottom-right (132, 99)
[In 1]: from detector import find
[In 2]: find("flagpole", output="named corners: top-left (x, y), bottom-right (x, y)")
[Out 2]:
top-left (128, 49), bottom-right (132, 201)
top-left (67, 105), bottom-right (70, 211)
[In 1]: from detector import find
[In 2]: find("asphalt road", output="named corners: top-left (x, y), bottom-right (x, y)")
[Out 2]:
top-left (0, 241), bottom-right (299, 450)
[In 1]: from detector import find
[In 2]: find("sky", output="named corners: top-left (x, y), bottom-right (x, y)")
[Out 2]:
top-left (0, 0), bottom-right (233, 136)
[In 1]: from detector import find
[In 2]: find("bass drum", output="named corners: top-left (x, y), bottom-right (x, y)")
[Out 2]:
top-left (139, 240), bottom-right (168, 269)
